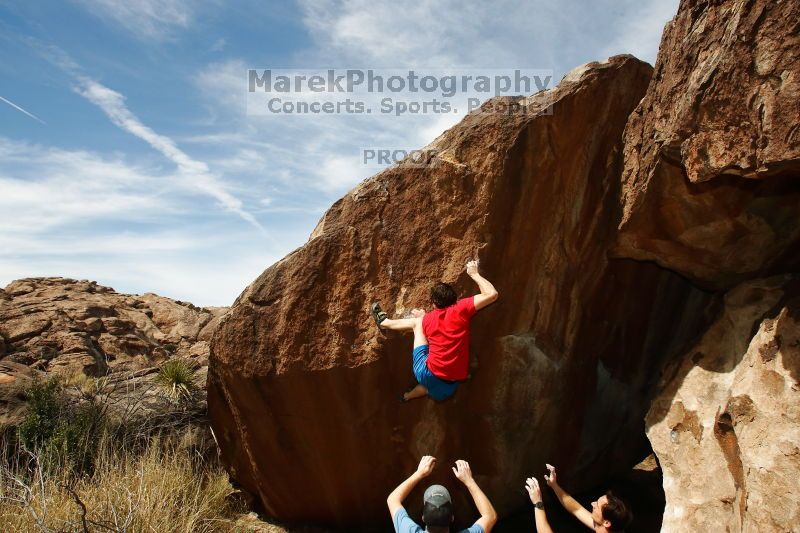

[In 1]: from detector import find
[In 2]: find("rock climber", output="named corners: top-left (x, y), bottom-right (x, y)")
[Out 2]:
top-left (540, 464), bottom-right (633, 532)
top-left (387, 455), bottom-right (497, 533)
top-left (371, 260), bottom-right (499, 402)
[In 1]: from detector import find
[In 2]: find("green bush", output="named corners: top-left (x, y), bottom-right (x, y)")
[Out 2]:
top-left (47, 402), bottom-right (105, 474)
top-left (18, 378), bottom-right (105, 475)
top-left (18, 379), bottom-right (63, 451)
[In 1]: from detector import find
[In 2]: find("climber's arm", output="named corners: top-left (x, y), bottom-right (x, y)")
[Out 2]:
top-left (466, 261), bottom-right (499, 311)
top-left (545, 465), bottom-right (594, 529)
top-left (387, 456), bottom-right (436, 519)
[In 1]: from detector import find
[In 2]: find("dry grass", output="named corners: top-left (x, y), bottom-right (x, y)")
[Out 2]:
top-left (0, 432), bottom-right (245, 532)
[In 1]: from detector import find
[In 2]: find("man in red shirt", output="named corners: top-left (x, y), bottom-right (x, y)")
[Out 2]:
top-left (371, 260), bottom-right (499, 401)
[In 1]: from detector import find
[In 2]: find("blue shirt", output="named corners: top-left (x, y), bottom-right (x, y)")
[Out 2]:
top-left (393, 508), bottom-right (484, 533)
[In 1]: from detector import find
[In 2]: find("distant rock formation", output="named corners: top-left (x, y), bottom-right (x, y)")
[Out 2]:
top-left (208, 55), bottom-right (719, 528)
top-left (0, 277), bottom-right (226, 426)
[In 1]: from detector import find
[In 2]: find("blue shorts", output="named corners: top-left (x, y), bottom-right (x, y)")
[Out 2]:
top-left (412, 345), bottom-right (459, 401)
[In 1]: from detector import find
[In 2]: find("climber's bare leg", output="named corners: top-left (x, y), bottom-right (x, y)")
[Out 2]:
top-left (403, 383), bottom-right (428, 401)
top-left (380, 317), bottom-right (416, 331)
top-left (381, 308), bottom-right (426, 334)
top-left (403, 310), bottom-right (430, 401)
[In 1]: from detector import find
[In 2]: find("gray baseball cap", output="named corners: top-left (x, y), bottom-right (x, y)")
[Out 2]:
top-left (423, 484), bottom-right (452, 507)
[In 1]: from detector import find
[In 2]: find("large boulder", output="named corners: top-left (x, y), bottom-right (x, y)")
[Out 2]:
top-left (647, 276), bottom-right (800, 532)
top-left (613, 0), bottom-right (800, 288)
top-left (603, 1), bottom-right (800, 530)
top-left (209, 55), bottom-right (716, 528)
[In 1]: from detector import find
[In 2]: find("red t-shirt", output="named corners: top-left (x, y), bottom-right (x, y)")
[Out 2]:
top-left (422, 297), bottom-right (476, 381)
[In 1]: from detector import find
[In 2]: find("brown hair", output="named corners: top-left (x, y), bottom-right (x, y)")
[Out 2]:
top-left (602, 491), bottom-right (633, 531)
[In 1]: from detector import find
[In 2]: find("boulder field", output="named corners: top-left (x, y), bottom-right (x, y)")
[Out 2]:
top-left (208, 0), bottom-right (799, 530)
top-left (0, 277), bottom-right (225, 425)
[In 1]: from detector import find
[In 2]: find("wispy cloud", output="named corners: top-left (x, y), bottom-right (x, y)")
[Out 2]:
top-left (0, 95), bottom-right (46, 124)
top-left (0, 137), bottom-right (281, 306)
top-left (71, 0), bottom-right (194, 41)
top-left (192, 59), bottom-right (460, 196)
top-left (73, 77), bottom-right (266, 233)
top-left (0, 137), bottom-right (175, 233)
top-left (298, 0), bottom-right (675, 68)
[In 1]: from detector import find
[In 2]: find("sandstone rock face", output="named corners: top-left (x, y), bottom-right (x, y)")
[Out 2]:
top-left (602, 1), bottom-right (800, 530)
top-left (0, 360), bottom-right (42, 427)
top-left (209, 56), bottom-right (717, 528)
top-left (0, 277), bottom-right (225, 374)
top-left (0, 277), bottom-right (227, 425)
top-left (614, 0), bottom-right (800, 288)
top-left (647, 276), bottom-right (800, 532)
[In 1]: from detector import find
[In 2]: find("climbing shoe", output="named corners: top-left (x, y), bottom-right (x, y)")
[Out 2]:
top-left (371, 302), bottom-right (388, 328)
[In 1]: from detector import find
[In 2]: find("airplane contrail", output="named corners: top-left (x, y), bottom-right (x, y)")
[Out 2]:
top-left (0, 95), bottom-right (46, 124)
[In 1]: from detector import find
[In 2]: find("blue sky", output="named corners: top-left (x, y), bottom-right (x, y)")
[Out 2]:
top-left (0, 0), bottom-right (678, 306)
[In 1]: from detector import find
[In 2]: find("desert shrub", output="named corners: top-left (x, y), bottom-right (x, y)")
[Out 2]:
top-left (157, 358), bottom-right (196, 402)
top-left (17, 378), bottom-right (105, 475)
top-left (47, 402), bottom-right (105, 475)
top-left (18, 379), bottom-right (63, 451)
top-left (0, 431), bottom-right (245, 532)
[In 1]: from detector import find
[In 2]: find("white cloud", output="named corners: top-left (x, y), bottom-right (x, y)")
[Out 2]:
top-left (191, 59), bottom-right (473, 196)
top-left (297, 0), bottom-right (676, 69)
top-left (0, 138), bottom-right (295, 306)
top-left (0, 137), bottom-right (174, 233)
top-left (74, 77), bottom-right (266, 233)
top-left (72, 0), bottom-right (194, 41)
top-left (317, 154), bottom-right (372, 192)
top-left (297, 0), bottom-right (506, 67)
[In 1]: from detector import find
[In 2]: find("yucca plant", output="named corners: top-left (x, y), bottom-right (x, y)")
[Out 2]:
top-left (156, 359), bottom-right (197, 403)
